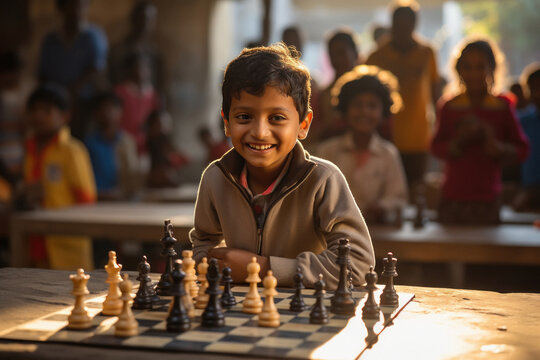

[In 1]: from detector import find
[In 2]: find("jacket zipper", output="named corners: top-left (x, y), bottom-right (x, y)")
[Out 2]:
top-left (217, 162), bottom-right (317, 256)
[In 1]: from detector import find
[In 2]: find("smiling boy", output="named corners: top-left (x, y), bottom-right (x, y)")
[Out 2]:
top-left (190, 44), bottom-right (374, 289)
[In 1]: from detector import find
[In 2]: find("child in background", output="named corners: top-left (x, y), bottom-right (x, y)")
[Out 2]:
top-left (190, 43), bottom-right (374, 289)
top-left (20, 84), bottom-right (96, 269)
top-left (513, 63), bottom-right (540, 211)
top-left (431, 38), bottom-right (529, 224)
top-left (146, 109), bottom-right (189, 188)
top-left (317, 65), bottom-right (408, 224)
top-left (115, 52), bottom-right (159, 154)
top-left (85, 92), bottom-right (139, 200)
top-left (312, 29), bottom-right (361, 147)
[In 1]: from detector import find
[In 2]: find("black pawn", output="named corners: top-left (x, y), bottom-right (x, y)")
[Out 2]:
top-left (380, 252), bottom-right (399, 307)
top-left (330, 238), bottom-right (356, 316)
top-left (309, 274), bottom-right (329, 324)
top-left (156, 220), bottom-right (177, 296)
top-left (201, 258), bottom-right (225, 327)
top-left (220, 266), bottom-right (237, 309)
top-left (362, 266), bottom-right (380, 320)
top-left (289, 267), bottom-right (306, 312)
top-left (166, 260), bottom-right (191, 332)
top-left (133, 255), bottom-right (154, 309)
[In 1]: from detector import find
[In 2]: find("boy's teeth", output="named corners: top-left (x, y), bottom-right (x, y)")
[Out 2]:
top-left (250, 144), bottom-right (272, 150)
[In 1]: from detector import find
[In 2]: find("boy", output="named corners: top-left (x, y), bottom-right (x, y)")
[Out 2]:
top-left (21, 84), bottom-right (96, 270)
top-left (190, 44), bottom-right (374, 289)
top-left (85, 91), bottom-right (139, 200)
top-left (317, 65), bottom-right (408, 224)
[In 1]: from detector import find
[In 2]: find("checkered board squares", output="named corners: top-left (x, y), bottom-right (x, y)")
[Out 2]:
top-left (0, 286), bottom-right (414, 360)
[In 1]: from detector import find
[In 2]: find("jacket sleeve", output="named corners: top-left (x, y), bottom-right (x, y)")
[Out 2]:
top-left (189, 168), bottom-right (225, 262)
top-left (296, 166), bottom-right (375, 290)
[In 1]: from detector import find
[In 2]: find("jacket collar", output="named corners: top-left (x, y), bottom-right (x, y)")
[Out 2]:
top-left (217, 140), bottom-right (317, 197)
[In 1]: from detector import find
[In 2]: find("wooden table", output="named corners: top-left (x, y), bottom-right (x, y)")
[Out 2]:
top-left (0, 268), bottom-right (538, 360)
top-left (141, 183), bottom-right (199, 203)
top-left (370, 222), bottom-right (540, 266)
top-left (10, 203), bottom-right (540, 281)
top-left (9, 202), bottom-right (194, 267)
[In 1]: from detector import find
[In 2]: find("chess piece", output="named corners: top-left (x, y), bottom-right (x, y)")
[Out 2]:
top-left (242, 257), bottom-right (263, 314)
top-left (114, 274), bottom-right (139, 337)
top-left (379, 252), bottom-right (399, 307)
top-left (220, 266), bottom-right (237, 309)
top-left (310, 274), bottom-right (329, 324)
top-left (362, 266), bottom-right (380, 320)
top-left (167, 260), bottom-right (191, 332)
top-left (201, 258), bottom-right (225, 327)
top-left (194, 257), bottom-right (209, 309)
top-left (182, 250), bottom-right (199, 298)
top-left (133, 255), bottom-right (154, 310)
top-left (330, 238), bottom-right (357, 316)
top-left (289, 267), bottom-right (306, 312)
top-left (67, 268), bottom-right (93, 329)
top-left (102, 250), bottom-right (123, 315)
top-left (258, 270), bottom-right (280, 327)
top-left (156, 220), bottom-right (177, 296)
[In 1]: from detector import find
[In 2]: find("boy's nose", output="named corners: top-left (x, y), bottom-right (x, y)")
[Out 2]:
top-left (251, 119), bottom-right (271, 139)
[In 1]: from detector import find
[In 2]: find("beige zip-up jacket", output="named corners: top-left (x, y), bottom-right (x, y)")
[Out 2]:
top-left (190, 142), bottom-right (375, 289)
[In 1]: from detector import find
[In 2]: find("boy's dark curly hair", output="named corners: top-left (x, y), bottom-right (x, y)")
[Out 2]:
top-left (221, 42), bottom-right (311, 122)
top-left (331, 65), bottom-right (402, 118)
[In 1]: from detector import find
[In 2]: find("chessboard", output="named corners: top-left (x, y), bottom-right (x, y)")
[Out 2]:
top-left (0, 285), bottom-right (414, 360)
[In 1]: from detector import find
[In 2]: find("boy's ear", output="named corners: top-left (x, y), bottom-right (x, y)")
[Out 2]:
top-left (298, 111), bottom-right (313, 140)
top-left (221, 110), bottom-right (231, 137)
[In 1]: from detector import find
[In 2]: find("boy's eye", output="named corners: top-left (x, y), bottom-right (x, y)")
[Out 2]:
top-left (269, 114), bottom-right (286, 122)
top-left (235, 114), bottom-right (251, 122)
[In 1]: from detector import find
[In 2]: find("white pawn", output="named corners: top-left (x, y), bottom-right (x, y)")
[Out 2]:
top-left (114, 274), bottom-right (139, 337)
top-left (258, 270), bottom-right (280, 327)
top-left (102, 251), bottom-right (123, 316)
top-left (68, 268), bottom-right (93, 329)
top-left (194, 257), bottom-right (209, 309)
top-left (182, 250), bottom-right (199, 299)
top-left (243, 257), bottom-right (263, 314)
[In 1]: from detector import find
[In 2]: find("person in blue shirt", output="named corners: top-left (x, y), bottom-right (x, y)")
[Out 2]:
top-left (38, 0), bottom-right (108, 140)
top-left (513, 63), bottom-right (540, 211)
top-left (85, 92), bottom-right (139, 201)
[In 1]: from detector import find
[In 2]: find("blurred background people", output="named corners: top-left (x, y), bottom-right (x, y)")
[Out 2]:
top-left (37, 0), bottom-right (108, 140)
top-left (85, 91), bottom-right (139, 201)
top-left (366, 3), bottom-right (441, 206)
top-left (431, 38), bottom-right (529, 224)
top-left (317, 65), bottom-right (407, 224)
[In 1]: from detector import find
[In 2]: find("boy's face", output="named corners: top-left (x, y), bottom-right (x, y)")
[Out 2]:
top-left (345, 92), bottom-right (383, 136)
top-left (224, 86), bottom-right (311, 175)
top-left (27, 101), bottom-right (68, 139)
top-left (96, 102), bottom-right (121, 131)
top-left (329, 39), bottom-right (357, 78)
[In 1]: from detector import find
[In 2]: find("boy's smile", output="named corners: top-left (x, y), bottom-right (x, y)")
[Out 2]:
top-left (224, 86), bottom-right (311, 186)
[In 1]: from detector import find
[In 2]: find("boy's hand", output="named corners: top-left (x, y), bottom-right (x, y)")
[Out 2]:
top-left (208, 247), bottom-right (270, 283)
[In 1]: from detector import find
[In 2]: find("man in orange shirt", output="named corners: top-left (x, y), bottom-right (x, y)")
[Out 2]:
top-left (366, 3), bottom-right (440, 202)
top-left (21, 84), bottom-right (96, 270)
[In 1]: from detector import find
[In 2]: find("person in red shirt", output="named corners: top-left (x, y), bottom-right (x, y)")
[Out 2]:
top-left (431, 38), bottom-right (529, 224)
top-left (115, 52), bottom-right (159, 154)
